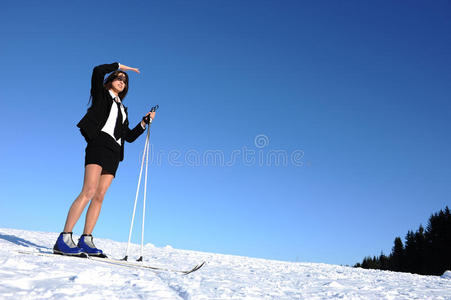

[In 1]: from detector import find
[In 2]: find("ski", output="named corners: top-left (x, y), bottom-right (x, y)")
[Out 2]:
top-left (17, 250), bottom-right (205, 275)
top-left (88, 256), bottom-right (205, 275)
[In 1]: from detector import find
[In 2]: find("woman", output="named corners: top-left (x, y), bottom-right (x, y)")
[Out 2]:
top-left (53, 62), bottom-right (156, 257)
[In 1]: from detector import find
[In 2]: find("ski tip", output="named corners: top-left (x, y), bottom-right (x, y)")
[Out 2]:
top-left (197, 261), bottom-right (206, 270)
top-left (183, 261), bottom-right (206, 275)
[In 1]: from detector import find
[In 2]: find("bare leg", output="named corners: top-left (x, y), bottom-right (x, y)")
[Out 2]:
top-left (83, 173), bottom-right (114, 235)
top-left (63, 164), bottom-right (102, 232)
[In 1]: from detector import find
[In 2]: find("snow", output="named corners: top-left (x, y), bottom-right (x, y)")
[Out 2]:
top-left (0, 228), bottom-right (450, 299)
top-left (442, 271), bottom-right (451, 280)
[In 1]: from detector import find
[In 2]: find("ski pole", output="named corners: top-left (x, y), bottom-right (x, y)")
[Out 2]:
top-left (123, 128), bottom-right (149, 261)
top-left (137, 125), bottom-right (150, 262)
top-left (123, 105), bottom-right (159, 261)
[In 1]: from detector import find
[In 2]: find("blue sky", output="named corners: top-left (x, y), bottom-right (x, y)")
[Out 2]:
top-left (1, 0), bottom-right (450, 266)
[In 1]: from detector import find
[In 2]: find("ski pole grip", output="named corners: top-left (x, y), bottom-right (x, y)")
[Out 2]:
top-left (150, 104), bottom-right (159, 112)
top-left (143, 105), bottom-right (159, 124)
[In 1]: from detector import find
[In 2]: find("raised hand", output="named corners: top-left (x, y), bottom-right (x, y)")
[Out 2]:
top-left (119, 63), bottom-right (140, 74)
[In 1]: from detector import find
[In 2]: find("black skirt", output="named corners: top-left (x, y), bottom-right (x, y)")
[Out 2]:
top-left (85, 132), bottom-right (121, 177)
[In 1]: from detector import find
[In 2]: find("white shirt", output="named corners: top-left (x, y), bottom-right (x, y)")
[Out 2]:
top-left (101, 90), bottom-right (127, 146)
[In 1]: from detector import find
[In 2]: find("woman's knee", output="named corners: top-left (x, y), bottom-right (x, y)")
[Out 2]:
top-left (91, 175), bottom-right (113, 204)
top-left (81, 186), bottom-right (97, 200)
top-left (92, 191), bottom-right (106, 204)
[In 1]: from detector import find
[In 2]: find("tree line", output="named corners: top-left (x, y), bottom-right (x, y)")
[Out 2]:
top-left (354, 206), bottom-right (451, 276)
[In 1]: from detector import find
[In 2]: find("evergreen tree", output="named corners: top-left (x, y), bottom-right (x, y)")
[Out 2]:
top-left (379, 252), bottom-right (389, 270)
top-left (425, 206), bottom-right (451, 275)
top-left (404, 230), bottom-right (418, 273)
top-left (355, 206), bottom-right (450, 275)
top-left (390, 237), bottom-right (404, 272)
top-left (414, 225), bottom-right (426, 274)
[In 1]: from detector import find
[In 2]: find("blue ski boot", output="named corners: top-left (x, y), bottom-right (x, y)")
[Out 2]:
top-left (53, 232), bottom-right (86, 257)
top-left (77, 234), bottom-right (107, 258)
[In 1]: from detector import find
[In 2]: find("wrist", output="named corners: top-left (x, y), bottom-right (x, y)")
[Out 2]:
top-left (142, 115), bottom-right (153, 125)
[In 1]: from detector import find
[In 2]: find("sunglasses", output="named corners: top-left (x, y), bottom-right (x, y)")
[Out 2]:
top-left (113, 76), bottom-right (127, 83)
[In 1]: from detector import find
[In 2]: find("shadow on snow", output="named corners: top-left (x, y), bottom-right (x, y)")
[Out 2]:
top-left (0, 233), bottom-right (48, 250)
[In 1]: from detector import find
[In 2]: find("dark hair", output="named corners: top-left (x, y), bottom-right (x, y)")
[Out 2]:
top-left (104, 71), bottom-right (129, 100)
top-left (87, 71), bottom-right (130, 109)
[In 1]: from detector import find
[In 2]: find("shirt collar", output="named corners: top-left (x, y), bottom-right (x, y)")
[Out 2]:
top-left (109, 89), bottom-right (121, 103)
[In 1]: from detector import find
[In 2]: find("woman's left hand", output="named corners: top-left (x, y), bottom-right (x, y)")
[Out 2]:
top-left (141, 111), bottom-right (156, 127)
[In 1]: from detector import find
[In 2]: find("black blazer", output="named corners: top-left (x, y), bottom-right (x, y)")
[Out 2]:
top-left (77, 62), bottom-right (145, 161)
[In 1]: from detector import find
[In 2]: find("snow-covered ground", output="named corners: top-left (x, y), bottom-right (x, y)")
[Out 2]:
top-left (0, 228), bottom-right (450, 299)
